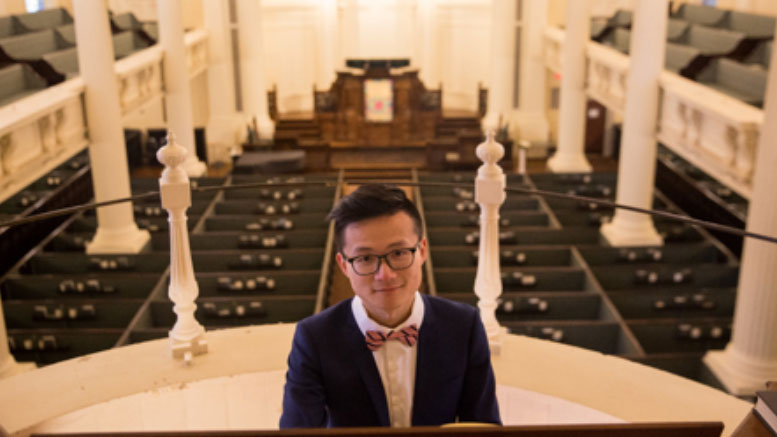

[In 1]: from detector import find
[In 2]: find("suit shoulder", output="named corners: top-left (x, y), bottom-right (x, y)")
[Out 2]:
top-left (297, 297), bottom-right (353, 331)
top-left (424, 295), bottom-right (478, 319)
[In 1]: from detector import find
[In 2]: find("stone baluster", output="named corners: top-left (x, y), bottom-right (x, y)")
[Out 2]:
top-left (157, 132), bottom-right (207, 364)
top-left (474, 131), bottom-right (507, 355)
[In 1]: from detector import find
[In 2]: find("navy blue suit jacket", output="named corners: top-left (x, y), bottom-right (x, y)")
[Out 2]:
top-left (280, 294), bottom-right (501, 428)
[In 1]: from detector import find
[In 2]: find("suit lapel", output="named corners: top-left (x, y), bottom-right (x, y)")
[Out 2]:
top-left (340, 305), bottom-right (390, 426)
top-left (412, 294), bottom-right (440, 424)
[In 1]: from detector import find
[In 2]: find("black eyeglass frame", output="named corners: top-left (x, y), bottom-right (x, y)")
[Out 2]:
top-left (342, 242), bottom-right (422, 276)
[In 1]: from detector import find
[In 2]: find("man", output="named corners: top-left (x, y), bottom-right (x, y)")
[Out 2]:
top-left (280, 184), bottom-right (501, 428)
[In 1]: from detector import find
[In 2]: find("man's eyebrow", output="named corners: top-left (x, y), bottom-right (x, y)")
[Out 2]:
top-left (350, 241), bottom-right (411, 253)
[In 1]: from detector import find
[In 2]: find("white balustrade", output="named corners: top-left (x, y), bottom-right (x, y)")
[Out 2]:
top-left (157, 132), bottom-right (208, 364)
top-left (544, 25), bottom-right (761, 199)
top-left (543, 26), bottom-right (564, 75)
top-left (657, 72), bottom-right (761, 199)
top-left (585, 42), bottom-right (629, 114)
top-left (474, 131), bottom-right (507, 355)
top-left (0, 81), bottom-right (88, 204)
top-left (0, 28), bottom-right (210, 205)
top-left (115, 46), bottom-right (164, 114)
top-left (185, 28), bottom-right (210, 78)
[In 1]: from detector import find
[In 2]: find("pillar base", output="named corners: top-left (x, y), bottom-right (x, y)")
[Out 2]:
top-left (547, 152), bottom-right (592, 173)
top-left (600, 217), bottom-right (663, 247)
top-left (704, 347), bottom-right (777, 396)
top-left (86, 226), bottom-right (151, 254)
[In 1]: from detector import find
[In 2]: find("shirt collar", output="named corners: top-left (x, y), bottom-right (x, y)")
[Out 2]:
top-left (351, 291), bottom-right (425, 336)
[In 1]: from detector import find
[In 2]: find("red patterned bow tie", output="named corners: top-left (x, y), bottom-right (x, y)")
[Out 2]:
top-left (365, 324), bottom-right (419, 351)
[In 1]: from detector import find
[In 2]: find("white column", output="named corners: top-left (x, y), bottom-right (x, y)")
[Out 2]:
top-left (600, 0), bottom-right (665, 247)
top-left (158, 133), bottom-right (208, 364)
top-left (482, 0), bottom-right (516, 133)
top-left (202, 0), bottom-right (242, 163)
top-left (512, 0), bottom-right (550, 145)
top-left (704, 32), bottom-right (777, 396)
top-left (158, 0), bottom-right (207, 177)
top-left (417, 0), bottom-right (439, 88)
top-left (73, 1), bottom-right (150, 255)
top-left (474, 132), bottom-right (508, 355)
top-left (236, 0), bottom-right (275, 140)
top-left (317, 0), bottom-right (338, 90)
top-left (547, 0), bottom-right (592, 173)
top-left (602, 109), bottom-right (617, 158)
top-left (0, 302), bottom-right (35, 379)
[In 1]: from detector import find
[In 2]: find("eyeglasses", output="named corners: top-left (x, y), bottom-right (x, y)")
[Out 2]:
top-left (343, 244), bottom-right (420, 276)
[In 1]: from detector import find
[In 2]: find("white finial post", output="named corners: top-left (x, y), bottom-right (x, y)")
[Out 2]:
top-left (517, 140), bottom-right (530, 176)
top-left (474, 131), bottom-right (508, 355)
top-left (158, 132), bottom-right (208, 364)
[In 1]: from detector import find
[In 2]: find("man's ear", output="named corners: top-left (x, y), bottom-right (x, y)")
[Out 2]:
top-left (418, 237), bottom-right (428, 264)
top-left (335, 252), bottom-right (349, 275)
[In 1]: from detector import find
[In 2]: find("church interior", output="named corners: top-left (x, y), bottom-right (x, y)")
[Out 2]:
top-left (1, 0), bottom-right (777, 435)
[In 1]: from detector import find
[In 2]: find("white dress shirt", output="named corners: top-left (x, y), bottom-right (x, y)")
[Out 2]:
top-left (351, 291), bottom-right (425, 427)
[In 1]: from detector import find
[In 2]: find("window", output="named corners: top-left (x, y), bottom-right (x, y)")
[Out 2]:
top-left (25, 0), bottom-right (44, 13)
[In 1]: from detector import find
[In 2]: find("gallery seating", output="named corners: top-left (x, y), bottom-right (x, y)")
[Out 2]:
top-left (669, 25), bottom-right (746, 57)
top-left (671, 4), bottom-right (728, 27)
top-left (695, 57), bottom-right (767, 107)
top-left (745, 39), bottom-right (772, 69)
top-left (14, 8), bottom-right (72, 32)
top-left (0, 15), bottom-right (25, 39)
top-left (110, 12), bottom-right (157, 45)
top-left (593, 4), bottom-right (773, 107)
top-left (717, 10), bottom-right (775, 40)
top-left (665, 42), bottom-right (703, 76)
top-left (0, 63), bottom-right (47, 105)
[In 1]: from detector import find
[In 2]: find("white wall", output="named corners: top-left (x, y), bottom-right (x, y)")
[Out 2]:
top-left (437, 0), bottom-right (491, 111)
top-left (261, 0), bottom-right (319, 113)
top-left (257, 0), bottom-right (491, 114)
top-left (353, 0), bottom-right (415, 60)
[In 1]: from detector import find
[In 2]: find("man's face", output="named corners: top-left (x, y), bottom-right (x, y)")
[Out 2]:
top-left (336, 211), bottom-right (427, 326)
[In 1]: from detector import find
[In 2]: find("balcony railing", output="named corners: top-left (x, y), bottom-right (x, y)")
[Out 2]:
top-left (543, 26), bottom-right (760, 199)
top-left (0, 29), bottom-right (209, 204)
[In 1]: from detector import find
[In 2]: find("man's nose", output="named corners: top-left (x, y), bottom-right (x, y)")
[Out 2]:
top-left (374, 258), bottom-right (397, 280)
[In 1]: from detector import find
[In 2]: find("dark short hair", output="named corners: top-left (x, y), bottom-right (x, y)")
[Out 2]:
top-left (327, 184), bottom-right (423, 252)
